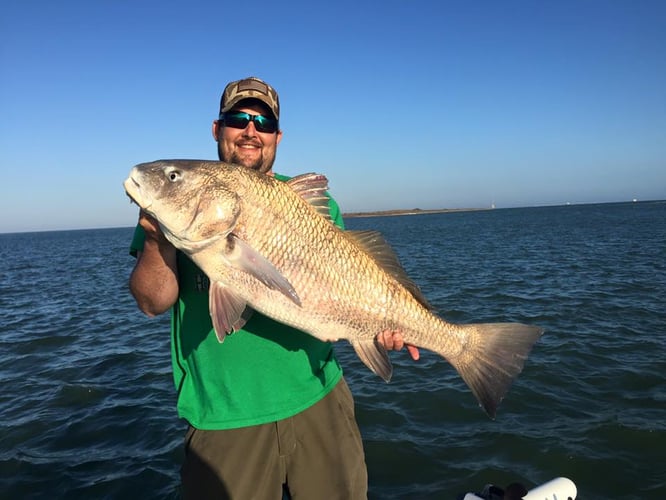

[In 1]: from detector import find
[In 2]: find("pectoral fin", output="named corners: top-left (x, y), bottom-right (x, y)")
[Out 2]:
top-left (225, 234), bottom-right (301, 306)
top-left (209, 281), bottom-right (254, 341)
top-left (349, 338), bottom-right (393, 382)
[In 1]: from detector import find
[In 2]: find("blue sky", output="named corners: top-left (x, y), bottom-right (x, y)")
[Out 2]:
top-left (1, 0), bottom-right (664, 232)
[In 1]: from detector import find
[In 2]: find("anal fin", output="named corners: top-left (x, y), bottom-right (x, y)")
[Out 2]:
top-left (349, 338), bottom-right (393, 382)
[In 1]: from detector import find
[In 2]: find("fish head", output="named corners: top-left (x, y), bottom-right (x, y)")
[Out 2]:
top-left (124, 160), bottom-right (241, 251)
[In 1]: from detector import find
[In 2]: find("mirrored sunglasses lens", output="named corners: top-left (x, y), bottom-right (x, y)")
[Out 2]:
top-left (253, 115), bottom-right (277, 133)
top-left (224, 114), bottom-right (250, 129)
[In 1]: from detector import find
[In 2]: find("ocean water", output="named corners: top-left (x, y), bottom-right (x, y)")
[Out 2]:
top-left (1, 201), bottom-right (664, 499)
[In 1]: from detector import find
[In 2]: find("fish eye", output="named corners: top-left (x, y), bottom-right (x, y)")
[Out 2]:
top-left (165, 167), bottom-right (182, 182)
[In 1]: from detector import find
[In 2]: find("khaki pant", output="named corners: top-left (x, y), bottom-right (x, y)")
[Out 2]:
top-left (181, 378), bottom-right (368, 500)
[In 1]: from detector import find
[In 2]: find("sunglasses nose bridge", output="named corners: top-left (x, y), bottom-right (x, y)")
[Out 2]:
top-left (245, 118), bottom-right (257, 131)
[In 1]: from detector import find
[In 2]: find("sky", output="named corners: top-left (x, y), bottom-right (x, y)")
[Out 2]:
top-left (1, 0), bottom-right (665, 233)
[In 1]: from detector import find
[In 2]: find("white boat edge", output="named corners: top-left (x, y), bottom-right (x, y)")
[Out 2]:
top-left (462, 476), bottom-right (577, 500)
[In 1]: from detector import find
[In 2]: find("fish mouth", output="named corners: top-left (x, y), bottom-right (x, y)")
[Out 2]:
top-left (123, 175), bottom-right (152, 210)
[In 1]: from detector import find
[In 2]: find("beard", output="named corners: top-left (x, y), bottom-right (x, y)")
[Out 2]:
top-left (218, 143), bottom-right (275, 174)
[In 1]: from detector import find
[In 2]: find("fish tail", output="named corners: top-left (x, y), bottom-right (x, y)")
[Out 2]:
top-left (447, 323), bottom-right (543, 419)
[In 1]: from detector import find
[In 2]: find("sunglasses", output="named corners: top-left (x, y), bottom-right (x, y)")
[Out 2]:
top-left (219, 111), bottom-right (279, 134)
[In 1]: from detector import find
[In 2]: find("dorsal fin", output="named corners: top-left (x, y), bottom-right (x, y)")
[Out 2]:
top-left (286, 173), bottom-right (332, 221)
top-left (346, 230), bottom-right (434, 311)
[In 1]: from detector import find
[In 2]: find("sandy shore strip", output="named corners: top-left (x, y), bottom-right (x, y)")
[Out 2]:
top-left (343, 207), bottom-right (489, 218)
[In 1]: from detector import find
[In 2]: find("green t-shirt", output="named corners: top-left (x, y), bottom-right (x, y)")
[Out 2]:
top-left (130, 173), bottom-right (345, 430)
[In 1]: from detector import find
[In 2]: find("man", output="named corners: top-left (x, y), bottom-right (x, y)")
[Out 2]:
top-left (129, 77), bottom-right (417, 499)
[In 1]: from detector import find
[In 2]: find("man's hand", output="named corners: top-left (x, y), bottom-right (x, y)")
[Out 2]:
top-left (375, 331), bottom-right (420, 361)
top-left (138, 211), bottom-right (166, 241)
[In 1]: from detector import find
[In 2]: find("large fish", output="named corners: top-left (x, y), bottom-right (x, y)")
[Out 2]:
top-left (124, 160), bottom-right (543, 418)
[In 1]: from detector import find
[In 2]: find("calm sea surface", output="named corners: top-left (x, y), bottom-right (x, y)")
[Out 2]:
top-left (1, 201), bottom-right (664, 499)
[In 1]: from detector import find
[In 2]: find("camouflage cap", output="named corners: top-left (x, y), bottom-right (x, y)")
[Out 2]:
top-left (219, 77), bottom-right (280, 121)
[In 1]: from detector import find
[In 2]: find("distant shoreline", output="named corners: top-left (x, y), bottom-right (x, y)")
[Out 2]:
top-left (343, 207), bottom-right (490, 218)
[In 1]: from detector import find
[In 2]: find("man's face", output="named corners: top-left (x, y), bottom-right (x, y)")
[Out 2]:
top-left (213, 101), bottom-right (282, 174)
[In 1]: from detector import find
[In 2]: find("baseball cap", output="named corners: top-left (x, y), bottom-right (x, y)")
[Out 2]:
top-left (219, 77), bottom-right (280, 121)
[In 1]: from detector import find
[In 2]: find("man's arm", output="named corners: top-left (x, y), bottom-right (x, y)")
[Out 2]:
top-left (129, 212), bottom-right (179, 316)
